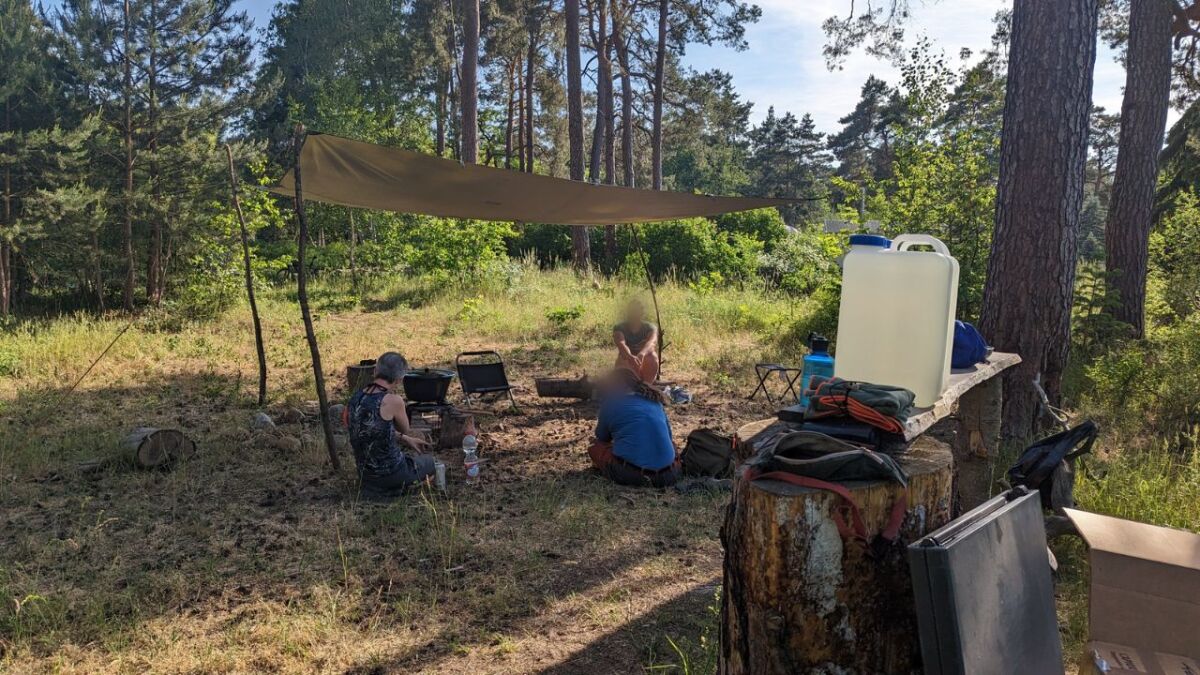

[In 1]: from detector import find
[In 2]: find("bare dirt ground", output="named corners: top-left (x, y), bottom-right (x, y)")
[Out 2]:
top-left (0, 303), bottom-right (781, 673)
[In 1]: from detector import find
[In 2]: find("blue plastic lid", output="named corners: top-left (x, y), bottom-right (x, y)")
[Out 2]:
top-left (849, 234), bottom-right (891, 248)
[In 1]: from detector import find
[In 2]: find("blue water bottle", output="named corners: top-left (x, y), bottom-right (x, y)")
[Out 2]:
top-left (799, 333), bottom-right (834, 408)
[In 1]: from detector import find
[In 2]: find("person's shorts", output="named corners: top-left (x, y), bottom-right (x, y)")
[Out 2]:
top-left (359, 455), bottom-right (437, 500)
top-left (587, 440), bottom-right (680, 488)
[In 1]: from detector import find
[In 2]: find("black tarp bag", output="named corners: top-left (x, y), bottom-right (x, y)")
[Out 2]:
top-left (744, 431), bottom-right (909, 549)
top-left (681, 428), bottom-right (735, 478)
top-left (1006, 420), bottom-right (1098, 509)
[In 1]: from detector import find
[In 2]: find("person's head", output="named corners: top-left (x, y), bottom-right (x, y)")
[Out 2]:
top-left (601, 366), bottom-right (666, 405)
top-left (373, 352), bottom-right (410, 384)
top-left (624, 298), bottom-right (646, 325)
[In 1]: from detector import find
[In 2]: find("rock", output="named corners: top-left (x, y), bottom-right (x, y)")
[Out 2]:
top-left (328, 404), bottom-right (347, 428)
top-left (251, 412), bottom-right (276, 430)
top-left (276, 407), bottom-right (305, 424)
top-left (268, 435), bottom-right (302, 453)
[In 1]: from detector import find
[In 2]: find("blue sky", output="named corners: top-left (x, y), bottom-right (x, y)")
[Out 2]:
top-left (66, 0), bottom-right (1140, 134)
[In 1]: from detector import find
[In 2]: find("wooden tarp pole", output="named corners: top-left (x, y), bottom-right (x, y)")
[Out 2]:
top-left (224, 144), bottom-right (268, 406)
top-left (627, 224), bottom-right (663, 380)
top-left (292, 125), bottom-right (341, 471)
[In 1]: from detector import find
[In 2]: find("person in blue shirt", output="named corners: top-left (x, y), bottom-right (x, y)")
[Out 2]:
top-left (588, 367), bottom-right (680, 488)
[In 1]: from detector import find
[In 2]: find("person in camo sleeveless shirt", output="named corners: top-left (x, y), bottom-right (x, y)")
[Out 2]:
top-left (613, 298), bottom-right (659, 383)
top-left (347, 352), bottom-right (437, 499)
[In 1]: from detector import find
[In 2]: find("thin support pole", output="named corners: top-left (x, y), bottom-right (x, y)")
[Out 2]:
top-left (292, 126), bottom-right (341, 471)
top-left (225, 145), bottom-right (268, 407)
top-left (627, 224), bottom-right (663, 381)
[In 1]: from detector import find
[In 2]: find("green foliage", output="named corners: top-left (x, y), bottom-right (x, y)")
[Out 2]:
top-left (758, 228), bottom-right (842, 296)
top-left (1149, 191), bottom-right (1200, 323)
top-left (1081, 315), bottom-right (1200, 436)
top-left (714, 208), bottom-right (788, 251)
top-left (545, 304), bottom-right (585, 332)
top-left (633, 218), bottom-right (762, 282)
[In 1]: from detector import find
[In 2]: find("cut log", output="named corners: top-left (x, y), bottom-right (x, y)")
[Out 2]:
top-left (719, 436), bottom-right (953, 674)
top-left (438, 409), bottom-right (476, 450)
top-left (346, 360), bottom-right (376, 394)
top-left (534, 376), bottom-right (593, 399)
top-left (125, 427), bottom-right (196, 470)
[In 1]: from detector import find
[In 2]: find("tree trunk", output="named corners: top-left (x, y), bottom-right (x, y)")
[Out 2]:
top-left (565, 0), bottom-right (591, 270)
top-left (651, 0), bottom-right (667, 190)
top-left (122, 0), bottom-right (136, 311)
top-left (1104, 0), bottom-right (1173, 338)
top-left (292, 127), bottom-right (341, 472)
top-left (1, 103), bottom-right (10, 316)
top-left (589, 0), bottom-right (610, 183)
top-left (226, 145), bottom-right (268, 407)
top-left (505, 60), bottom-right (516, 169)
top-left (525, 30), bottom-right (537, 173)
top-left (979, 0), bottom-right (1098, 439)
top-left (348, 209), bottom-right (359, 293)
top-left (614, 2), bottom-right (634, 189)
top-left (146, 0), bottom-right (163, 306)
top-left (719, 437), bottom-right (954, 673)
top-left (92, 231), bottom-right (104, 312)
top-left (517, 67), bottom-right (527, 173)
top-left (460, 0), bottom-right (480, 164)
top-left (436, 69), bottom-right (448, 157)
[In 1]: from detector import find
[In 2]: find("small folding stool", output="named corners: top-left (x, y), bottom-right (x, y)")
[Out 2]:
top-left (748, 363), bottom-right (803, 404)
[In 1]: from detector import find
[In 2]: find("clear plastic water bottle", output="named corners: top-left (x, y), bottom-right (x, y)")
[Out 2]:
top-left (462, 434), bottom-right (481, 485)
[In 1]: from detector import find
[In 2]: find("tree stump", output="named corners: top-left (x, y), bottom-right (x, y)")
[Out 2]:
top-left (438, 409), bottom-right (476, 450)
top-left (346, 359), bottom-right (376, 393)
top-left (719, 436), bottom-right (953, 675)
top-left (125, 427), bottom-right (196, 470)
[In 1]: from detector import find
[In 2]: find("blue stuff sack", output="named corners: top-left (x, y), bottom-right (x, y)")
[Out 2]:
top-left (952, 320), bottom-right (989, 369)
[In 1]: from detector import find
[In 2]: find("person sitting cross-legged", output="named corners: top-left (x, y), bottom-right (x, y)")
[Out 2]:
top-left (613, 298), bottom-right (659, 383)
top-left (348, 352), bottom-right (436, 499)
top-left (587, 367), bottom-right (680, 488)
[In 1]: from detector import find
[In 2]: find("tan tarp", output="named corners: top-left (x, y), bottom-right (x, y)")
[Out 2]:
top-left (270, 133), bottom-right (794, 224)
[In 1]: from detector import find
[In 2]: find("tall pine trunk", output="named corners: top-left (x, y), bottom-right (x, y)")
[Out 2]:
top-left (505, 60), bottom-right (516, 169)
top-left (1104, 0), bottom-right (1173, 337)
top-left (614, 1), bottom-right (634, 190)
top-left (2, 102), bottom-right (11, 316)
top-left (589, 0), bottom-right (610, 183)
top-left (122, 0), bottom-right (136, 310)
top-left (461, 0), bottom-right (480, 164)
top-left (436, 68), bottom-right (448, 157)
top-left (979, 0), bottom-right (1098, 437)
top-left (147, 0), bottom-right (163, 306)
top-left (651, 0), bottom-right (667, 190)
top-left (517, 67), bottom-right (527, 172)
top-left (525, 30), bottom-right (537, 173)
top-left (565, 0), bottom-right (591, 270)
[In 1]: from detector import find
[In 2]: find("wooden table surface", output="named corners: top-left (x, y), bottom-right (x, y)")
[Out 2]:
top-left (735, 351), bottom-right (1022, 445)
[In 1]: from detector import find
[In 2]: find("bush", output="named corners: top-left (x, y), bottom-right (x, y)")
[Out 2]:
top-left (759, 227), bottom-right (841, 296)
top-left (634, 218), bottom-right (761, 282)
top-left (714, 208), bottom-right (789, 252)
top-left (1081, 315), bottom-right (1200, 435)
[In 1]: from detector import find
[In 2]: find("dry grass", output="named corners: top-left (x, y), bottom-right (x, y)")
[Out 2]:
top-left (0, 268), bottom-right (802, 674)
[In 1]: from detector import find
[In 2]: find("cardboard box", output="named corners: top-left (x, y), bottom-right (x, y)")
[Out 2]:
top-left (1079, 642), bottom-right (1200, 675)
top-left (1065, 509), bottom-right (1200, 672)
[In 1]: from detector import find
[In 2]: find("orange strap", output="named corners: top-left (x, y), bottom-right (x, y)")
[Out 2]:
top-left (746, 467), bottom-right (908, 546)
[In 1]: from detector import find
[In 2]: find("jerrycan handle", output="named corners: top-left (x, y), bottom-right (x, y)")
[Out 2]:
top-left (893, 234), bottom-right (950, 255)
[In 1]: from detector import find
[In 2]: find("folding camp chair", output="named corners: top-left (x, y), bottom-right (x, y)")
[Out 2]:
top-left (748, 363), bottom-right (803, 404)
top-left (456, 351), bottom-right (518, 409)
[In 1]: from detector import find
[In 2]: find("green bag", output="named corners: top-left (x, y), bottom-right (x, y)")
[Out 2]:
top-left (681, 428), bottom-right (735, 478)
top-left (747, 430), bottom-right (908, 486)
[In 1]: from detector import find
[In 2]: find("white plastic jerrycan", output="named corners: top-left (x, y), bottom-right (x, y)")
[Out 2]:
top-left (833, 233), bottom-right (959, 408)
